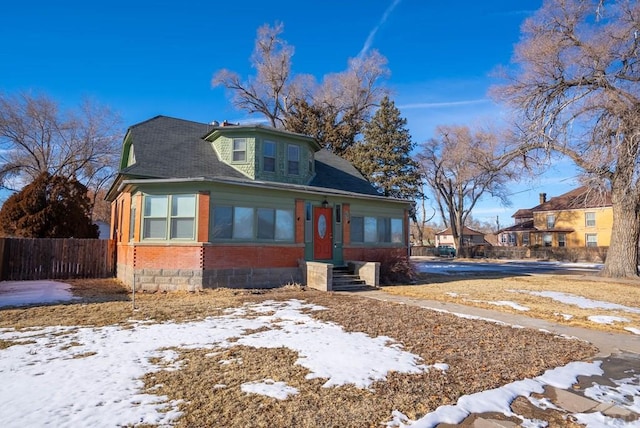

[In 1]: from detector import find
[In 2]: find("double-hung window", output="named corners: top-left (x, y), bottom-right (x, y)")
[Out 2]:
top-left (143, 195), bottom-right (168, 239)
top-left (558, 233), bottom-right (566, 247)
top-left (546, 214), bottom-right (555, 229)
top-left (143, 194), bottom-right (196, 240)
top-left (287, 144), bottom-right (300, 175)
top-left (170, 195), bottom-right (196, 239)
top-left (233, 138), bottom-right (247, 162)
top-left (585, 212), bottom-right (596, 227)
top-left (586, 233), bottom-right (598, 247)
top-left (263, 141), bottom-right (276, 173)
top-left (129, 198), bottom-right (136, 240)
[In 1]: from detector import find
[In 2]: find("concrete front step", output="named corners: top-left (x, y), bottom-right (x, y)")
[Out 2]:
top-left (332, 284), bottom-right (378, 292)
top-left (332, 266), bottom-right (367, 290)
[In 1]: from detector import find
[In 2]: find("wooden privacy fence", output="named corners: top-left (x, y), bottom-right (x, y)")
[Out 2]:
top-left (0, 238), bottom-right (116, 281)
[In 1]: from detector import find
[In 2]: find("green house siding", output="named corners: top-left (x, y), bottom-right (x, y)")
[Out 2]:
top-left (349, 200), bottom-right (407, 248)
top-left (207, 128), bottom-right (316, 185)
top-left (109, 116), bottom-right (411, 290)
top-left (256, 139), bottom-right (315, 185)
top-left (211, 135), bottom-right (257, 179)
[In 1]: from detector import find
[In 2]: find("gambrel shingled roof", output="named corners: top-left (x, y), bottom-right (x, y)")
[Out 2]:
top-left (115, 115), bottom-right (382, 197)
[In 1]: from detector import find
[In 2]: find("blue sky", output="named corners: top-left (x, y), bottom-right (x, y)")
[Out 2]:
top-left (1, 0), bottom-right (580, 227)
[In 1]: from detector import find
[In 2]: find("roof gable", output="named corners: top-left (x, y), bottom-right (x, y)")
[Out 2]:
top-left (436, 226), bottom-right (485, 236)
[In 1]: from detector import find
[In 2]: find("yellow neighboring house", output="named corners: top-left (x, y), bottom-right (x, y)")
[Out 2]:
top-left (498, 186), bottom-right (613, 248)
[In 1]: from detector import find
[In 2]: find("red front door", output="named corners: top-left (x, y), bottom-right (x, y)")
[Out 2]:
top-left (313, 207), bottom-right (333, 260)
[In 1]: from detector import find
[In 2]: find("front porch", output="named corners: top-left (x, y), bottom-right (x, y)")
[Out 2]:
top-left (303, 260), bottom-right (380, 292)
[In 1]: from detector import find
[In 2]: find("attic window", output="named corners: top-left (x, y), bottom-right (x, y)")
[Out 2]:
top-left (127, 144), bottom-right (136, 166)
top-left (233, 138), bottom-right (247, 162)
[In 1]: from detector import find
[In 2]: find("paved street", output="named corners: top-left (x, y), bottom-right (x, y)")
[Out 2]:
top-left (414, 258), bottom-right (603, 276)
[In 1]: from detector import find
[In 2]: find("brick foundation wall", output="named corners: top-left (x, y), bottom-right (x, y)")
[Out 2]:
top-left (116, 245), bottom-right (134, 286)
top-left (134, 244), bottom-right (204, 269)
top-left (134, 267), bottom-right (203, 292)
top-left (202, 245), bottom-right (304, 269)
top-left (116, 243), bottom-right (305, 292)
top-left (203, 267), bottom-right (301, 289)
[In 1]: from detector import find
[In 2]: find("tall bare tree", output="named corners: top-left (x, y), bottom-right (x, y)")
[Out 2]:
top-left (492, 0), bottom-right (640, 277)
top-left (0, 92), bottom-right (122, 221)
top-left (212, 23), bottom-right (301, 128)
top-left (420, 125), bottom-right (516, 250)
top-left (212, 22), bottom-right (389, 154)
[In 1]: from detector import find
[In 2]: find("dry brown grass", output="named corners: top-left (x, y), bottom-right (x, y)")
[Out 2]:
top-left (382, 272), bottom-right (640, 334)
top-left (0, 279), bottom-right (598, 427)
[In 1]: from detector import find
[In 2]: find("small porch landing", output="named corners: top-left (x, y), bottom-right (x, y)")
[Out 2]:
top-left (304, 261), bottom-right (380, 292)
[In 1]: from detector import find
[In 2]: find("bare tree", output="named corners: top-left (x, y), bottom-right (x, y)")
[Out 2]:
top-left (212, 22), bottom-right (301, 128)
top-left (411, 185), bottom-right (436, 245)
top-left (0, 92), bottom-right (122, 220)
top-left (492, 0), bottom-right (640, 277)
top-left (420, 125), bottom-right (516, 250)
top-left (212, 22), bottom-right (389, 154)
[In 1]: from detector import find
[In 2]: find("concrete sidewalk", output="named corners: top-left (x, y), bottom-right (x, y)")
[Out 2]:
top-left (348, 289), bottom-right (640, 427)
top-left (355, 289), bottom-right (640, 356)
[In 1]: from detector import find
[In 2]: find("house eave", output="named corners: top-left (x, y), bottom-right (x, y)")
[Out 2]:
top-left (117, 176), bottom-right (411, 205)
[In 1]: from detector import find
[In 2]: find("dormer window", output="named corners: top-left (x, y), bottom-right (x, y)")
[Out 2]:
top-left (264, 141), bottom-right (276, 172)
top-left (287, 144), bottom-right (300, 175)
top-left (127, 144), bottom-right (136, 166)
top-left (233, 138), bottom-right (247, 162)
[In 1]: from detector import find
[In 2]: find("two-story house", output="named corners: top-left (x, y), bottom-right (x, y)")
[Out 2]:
top-left (496, 208), bottom-right (536, 246)
top-left (497, 187), bottom-right (612, 248)
top-left (106, 116), bottom-right (411, 291)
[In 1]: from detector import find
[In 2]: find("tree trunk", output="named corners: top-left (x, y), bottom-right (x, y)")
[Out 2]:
top-left (601, 186), bottom-right (640, 278)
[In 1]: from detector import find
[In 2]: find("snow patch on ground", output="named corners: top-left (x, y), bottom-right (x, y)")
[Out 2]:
top-left (241, 379), bottom-right (299, 400)
top-left (0, 280), bottom-right (77, 307)
top-left (588, 315), bottom-right (630, 325)
top-left (0, 299), bottom-right (440, 427)
top-left (510, 290), bottom-right (640, 314)
top-left (487, 300), bottom-right (530, 311)
top-left (390, 362), bottom-right (605, 427)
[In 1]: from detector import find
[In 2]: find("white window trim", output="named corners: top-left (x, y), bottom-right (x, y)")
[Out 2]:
top-left (232, 138), bottom-right (247, 163)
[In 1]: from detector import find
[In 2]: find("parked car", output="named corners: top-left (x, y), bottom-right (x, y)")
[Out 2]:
top-left (437, 245), bottom-right (456, 257)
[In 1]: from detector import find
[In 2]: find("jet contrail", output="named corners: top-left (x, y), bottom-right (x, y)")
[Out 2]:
top-left (358, 0), bottom-right (402, 58)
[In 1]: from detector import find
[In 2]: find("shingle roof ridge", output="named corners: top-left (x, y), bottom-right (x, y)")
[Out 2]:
top-left (130, 115), bottom-right (207, 128)
top-left (532, 185), bottom-right (611, 211)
